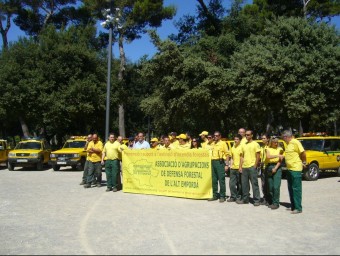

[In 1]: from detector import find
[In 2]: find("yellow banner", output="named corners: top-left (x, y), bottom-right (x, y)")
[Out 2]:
top-left (122, 149), bottom-right (212, 199)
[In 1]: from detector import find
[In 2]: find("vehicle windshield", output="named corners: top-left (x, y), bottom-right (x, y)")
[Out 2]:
top-left (64, 141), bottom-right (86, 148)
top-left (299, 139), bottom-right (323, 151)
top-left (16, 142), bottom-right (42, 150)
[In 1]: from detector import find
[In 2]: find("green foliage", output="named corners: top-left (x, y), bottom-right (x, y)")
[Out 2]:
top-left (0, 25), bottom-right (108, 140)
top-left (139, 39), bottom-right (232, 135)
top-left (229, 17), bottom-right (340, 132)
top-left (13, 0), bottom-right (88, 36)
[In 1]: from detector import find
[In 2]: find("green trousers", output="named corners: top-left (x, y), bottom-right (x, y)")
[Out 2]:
top-left (211, 160), bottom-right (226, 198)
top-left (266, 165), bottom-right (282, 206)
top-left (105, 159), bottom-right (120, 189)
top-left (286, 170), bottom-right (302, 211)
top-left (229, 169), bottom-right (242, 200)
top-left (241, 167), bottom-right (260, 203)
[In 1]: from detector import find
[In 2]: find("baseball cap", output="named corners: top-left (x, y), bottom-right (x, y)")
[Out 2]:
top-left (176, 134), bottom-right (187, 140)
top-left (151, 138), bottom-right (159, 142)
top-left (199, 131), bottom-right (209, 136)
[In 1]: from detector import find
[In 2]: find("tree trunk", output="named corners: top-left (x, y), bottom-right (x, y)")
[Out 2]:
top-left (303, 0), bottom-right (311, 18)
top-left (299, 119), bottom-right (303, 136)
top-left (118, 33), bottom-right (126, 138)
top-left (334, 121), bottom-right (337, 136)
top-left (19, 116), bottom-right (30, 137)
top-left (0, 13), bottom-right (11, 50)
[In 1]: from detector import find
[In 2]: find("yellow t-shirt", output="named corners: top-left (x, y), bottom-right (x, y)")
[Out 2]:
top-left (178, 143), bottom-right (191, 149)
top-left (211, 140), bottom-right (229, 160)
top-left (231, 144), bottom-right (243, 169)
top-left (285, 139), bottom-right (305, 171)
top-left (241, 140), bottom-right (261, 168)
top-left (265, 147), bottom-right (283, 164)
top-left (85, 141), bottom-right (91, 161)
top-left (260, 145), bottom-right (268, 162)
top-left (201, 139), bottom-right (208, 149)
top-left (159, 144), bottom-right (173, 150)
top-left (119, 143), bottom-right (128, 160)
top-left (103, 140), bottom-right (120, 160)
top-left (240, 137), bottom-right (247, 145)
top-left (87, 140), bottom-right (103, 162)
top-left (171, 140), bottom-right (179, 147)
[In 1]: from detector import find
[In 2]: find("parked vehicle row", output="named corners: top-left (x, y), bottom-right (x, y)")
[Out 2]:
top-left (1, 135), bottom-right (340, 181)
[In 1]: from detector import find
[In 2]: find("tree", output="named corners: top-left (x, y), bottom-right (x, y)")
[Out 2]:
top-left (228, 17), bottom-right (340, 134)
top-left (0, 0), bottom-right (20, 50)
top-left (13, 0), bottom-right (89, 37)
top-left (83, 0), bottom-right (176, 137)
top-left (170, 0), bottom-right (226, 45)
top-left (0, 25), bottom-right (108, 142)
top-left (140, 32), bottom-right (233, 135)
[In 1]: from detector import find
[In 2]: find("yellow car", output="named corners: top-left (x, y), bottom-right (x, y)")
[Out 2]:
top-left (7, 137), bottom-right (51, 171)
top-left (0, 139), bottom-right (11, 168)
top-left (48, 136), bottom-right (88, 171)
top-left (297, 136), bottom-right (340, 181)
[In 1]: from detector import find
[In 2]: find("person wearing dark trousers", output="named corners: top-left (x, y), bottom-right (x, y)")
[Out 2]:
top-left (207, 131), bottom-right (229, 203)
top-left (227, 134), bottom-right (243, 202)
top-left (101, 133), bottom-right (121, 192)
top-left (237, 130), bottom-right (261, 206)
top-left (265, 137), bottom-right (284, 210)
top-left (84, 134), bottom-right (103, 188)
top-left (80, 134), bottom-right (92, 185)
top-left (281, 130), bottom-right (306, 214)
top-left (259, 134), bottom-right (270, 205)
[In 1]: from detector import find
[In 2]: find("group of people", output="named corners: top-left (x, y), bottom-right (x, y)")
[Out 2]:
top-left (79, 128), bottom-right (306, 214)
top-left (205, 128), bottom-right (305, 214)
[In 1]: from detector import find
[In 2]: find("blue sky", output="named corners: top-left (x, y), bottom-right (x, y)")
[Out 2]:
top-left (2, 0), bottom-right (340, 62)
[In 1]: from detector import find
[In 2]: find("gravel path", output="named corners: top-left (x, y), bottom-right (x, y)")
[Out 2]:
top-left (0, 166), bottom-right (339, 255)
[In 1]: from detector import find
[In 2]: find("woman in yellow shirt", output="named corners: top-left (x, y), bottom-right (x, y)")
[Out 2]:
top-left (265, 137), bottom-right (284, 210)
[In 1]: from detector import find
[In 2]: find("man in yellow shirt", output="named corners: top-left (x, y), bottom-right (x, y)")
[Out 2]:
top-left (226, 134), bottom-right (243, 202)
top-left (177, 134), bottom-right (191, 149)
top-left (199, 131), bottom-right (209, 148)
top-left (281, 130), bottom-right (306, 214)
top-left (150, 138), bottom-right (160, 149)
top-left (237, 130), bottom-right (261, 206)
top-left (208, 131), bottom-right (229, 203)
top-left (84, 133), bottom-right (103, 188)
top-left (101, 133), bottom-right (121, 192)
top-left (159, 136), bottom-right (172, 150)
top-left (238, 128), bottom-right (247, 145)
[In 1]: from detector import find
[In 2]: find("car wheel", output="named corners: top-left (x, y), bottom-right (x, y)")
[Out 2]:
top-left (52, 165), bottom-right (60, 171)
top-left (37, 161), bottom-right (43, 171)
top-left (8, 162), bottom-right (14, 171)
top-left (337, 167), bottom-right (340, 177)
top-left (304, 163), bottom-right (319, 181)
top-left (71, 165), bottom-right (77, 170)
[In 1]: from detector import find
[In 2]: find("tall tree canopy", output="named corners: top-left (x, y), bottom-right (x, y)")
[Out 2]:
top-left (0, 25), bottom-right (108, 143)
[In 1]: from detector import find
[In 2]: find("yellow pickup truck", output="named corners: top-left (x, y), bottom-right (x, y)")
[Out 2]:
top-left (48, 136), bottom-right (88, 171)
top-left (0, 139), bottom-right (11, 167)
top-left (7, 137), bottom-right (51, 171)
